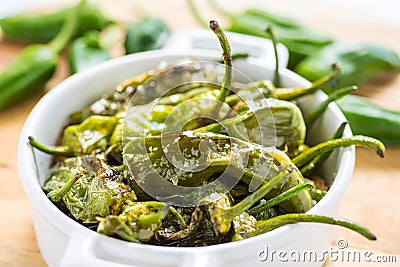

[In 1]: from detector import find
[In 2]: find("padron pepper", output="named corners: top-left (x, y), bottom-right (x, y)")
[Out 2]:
top-left (97, 201), bottom-right (169, 242)
top-left (43, 155), bottom-right (136, 223)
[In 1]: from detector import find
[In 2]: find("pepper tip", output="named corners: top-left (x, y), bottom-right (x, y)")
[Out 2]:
top-left (28, 136), bottom-right (34, 144)
top-left (209, 20), bottom-right (219, 31)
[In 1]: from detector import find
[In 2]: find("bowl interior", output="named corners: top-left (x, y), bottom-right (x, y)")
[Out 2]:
top-left (18, 49), bottom-right (352, 247)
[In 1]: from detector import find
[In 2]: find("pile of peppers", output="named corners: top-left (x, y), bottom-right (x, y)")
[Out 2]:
top-left (29, 21), bottom-right (384, 246)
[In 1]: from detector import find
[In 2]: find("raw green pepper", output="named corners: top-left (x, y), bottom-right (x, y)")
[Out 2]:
top-left (198, 0), bottom-right (333, 68)
top-left (295, 42), bottom-right (400, 87)
top-left (336, 95), bottom-right (400, 146)
top-left (124, 18), bottom-right (170, 54)
top-left (227, 10), bottom-right (333, 68)
top-left (0, 0), bottom-right (86, 111)
top-left (68, 30), bottom-right (111, 74)
top-left (0, 2), bottom-right (112, 42)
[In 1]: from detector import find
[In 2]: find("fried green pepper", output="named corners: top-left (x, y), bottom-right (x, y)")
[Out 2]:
top-left (43, 155), bottom-right (136, 223)
top-left (97, 201), bottom-right (168, 242)
top-left (29, 115), bottom-right (118, 156)
top-left (197, 97), bottom-right (306, 153)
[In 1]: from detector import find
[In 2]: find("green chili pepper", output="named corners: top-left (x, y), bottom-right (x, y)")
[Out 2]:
top-left (295, 42), bottom-right (400, 87)
top-left (124, 18), bottom-right (170, 54)
top-left (0, 2), bottom-right (112, 42)
top-left (46, 169), bottom-right (82, 203)
top-left (68, 30), bottom-right (111, 74)
top-left (227, 10), bottom-right (333, 68)
top-left (206, 0), bottom-right (327, 58)
top-left (0, 0), bottom-right (86, 111)
top-left (336, 95), bottom-right (400, 146)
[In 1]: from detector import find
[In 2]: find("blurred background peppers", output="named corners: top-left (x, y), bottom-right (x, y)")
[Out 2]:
top-left (0, 0), bottom-right (87, 110)
top-left (0, 1), bottom-right (171, 110)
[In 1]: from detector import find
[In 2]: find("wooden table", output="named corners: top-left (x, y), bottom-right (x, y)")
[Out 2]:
top-left (0, 0), bottom-right (399, 266)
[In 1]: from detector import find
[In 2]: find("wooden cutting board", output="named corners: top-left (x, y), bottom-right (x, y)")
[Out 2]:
top-left (0, 0), bottom-right (399, 266)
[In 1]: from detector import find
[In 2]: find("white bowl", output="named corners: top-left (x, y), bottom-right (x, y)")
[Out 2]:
top-left (18, 36), bottom-right (353, 267)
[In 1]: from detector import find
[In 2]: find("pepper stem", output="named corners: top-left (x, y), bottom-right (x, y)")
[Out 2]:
top-left (306, 86), bottom-right (357, 128)
top-left (292, 135), bottom-right (385, 168)
top-left (222, 172), bottom-right (289, 221)
top-left (252, 214), bottom-right (376, 240)
top-left (207, 0), bottom-right (234, 18)
top-left (276, 64), bottom-right (342, 100)
top-left (169, 207), bottom-right (188, 229)
top-left (47, 171), bottom-right (82, 202)
top-left (49, 0), bottom-right (87, 53)
top-left (28, 136), bottom-right (76, 156)
top-left (187, 0), bottom-right (208, 27)
top-left (266, 26), bottom-right (280, 87)
top-left (301, 122), bottom-right (347, 176)
top-left (210, 20), bottom-right (233, 111)
top-left (248, 183), bottom-right (311, 216)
